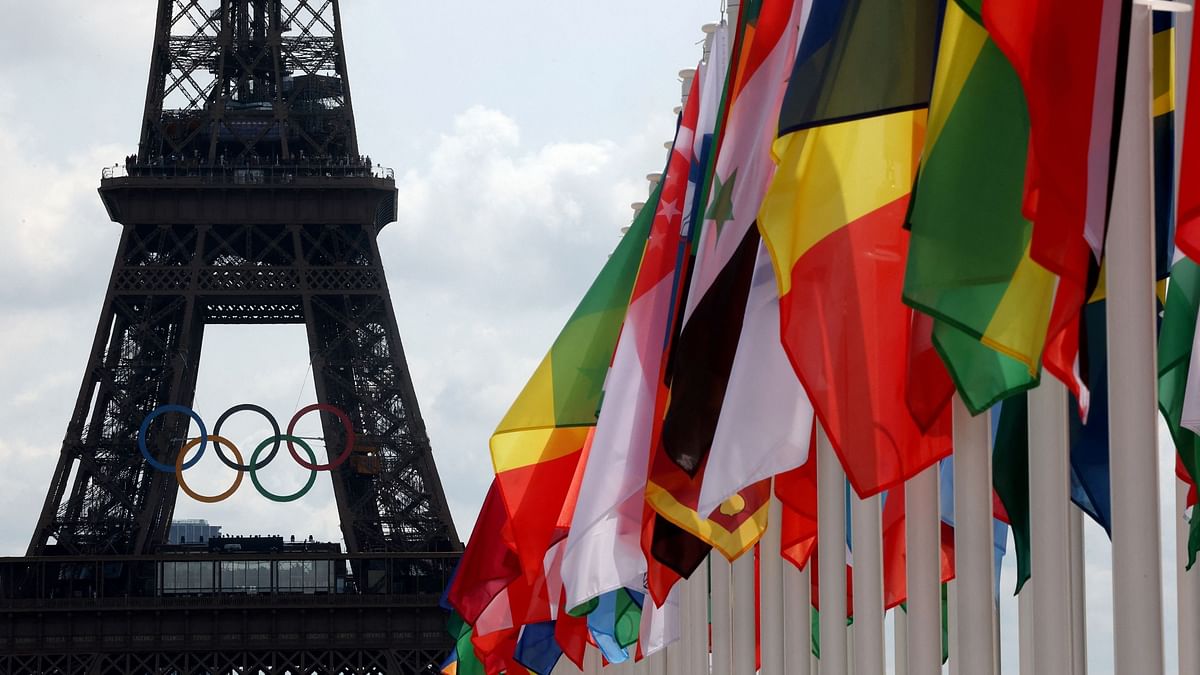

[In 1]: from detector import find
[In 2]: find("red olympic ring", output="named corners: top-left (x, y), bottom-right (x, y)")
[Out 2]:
top-left (286, 403), bottom-right (357, 471)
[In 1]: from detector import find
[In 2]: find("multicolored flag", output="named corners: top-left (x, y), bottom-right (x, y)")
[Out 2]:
top-left (446, 481), bottom-right (521, 625)
top-left (658, 0), bottom-right (804, 478)
top-left (643, 0), bottom-right (801, 598)
top-left (757, 0), bottom-right (951, 498)
top-left (561, 66), bottom-right (700, 610)
top-left (902, 0), bottom-right (1054, 414)
top-left (982, 0), bottom-right (1125, 409)
top-left (696, 242), bottom-right (814, 517)
top-left (489, 177), bottom-right (659, 580)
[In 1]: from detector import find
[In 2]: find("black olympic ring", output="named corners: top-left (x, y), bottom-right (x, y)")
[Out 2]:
top-left (212, 403), bottom-right (281, 472)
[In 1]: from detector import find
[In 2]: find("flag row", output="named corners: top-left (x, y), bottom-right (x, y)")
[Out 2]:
top-left (441, 0), bottom-right (1200, 672)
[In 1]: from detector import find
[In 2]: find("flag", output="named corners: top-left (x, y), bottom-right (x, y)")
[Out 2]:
top-left (447, 481), bottom-right (521, 625)
top-left (513, 622), bottom-right (562, 675)
top-left (1067, 11), bottom-right (1177, 536)
top-left (757, 0), bottom-right (951, 498)
top-left (992, 393), bottom-right (1031, 593)
top-left (982, 0), bottom-right (1125, 409)
top-left (1175, 0), bottom-right (1200, 262)
top-left (880, 484), bottom-right (956, 610)
top-left (696, 241), bottom-right (815, 516)
top-left (561, 66), bottom-right (700, 609)
top-left (490, 178), bottom-right (659, 580)
top-left (637, 583), bottom-right (681, 657)
top-left (638, 23), bottom-right (734, 596)
top-left (777, 445), bottom-right (818, 570)
top-left (1164, 0), bottom-right (1200, 568)
top-left (447, 613), bottom-right (486, 675)
top-left (646, 0), bottom-right (804, 591)
top-left (659, 0), bottom-right (804, 477)
top-left (585, 588), bottom-right (644, 664)
top-left (903, 1), bottom-right (1055, 413)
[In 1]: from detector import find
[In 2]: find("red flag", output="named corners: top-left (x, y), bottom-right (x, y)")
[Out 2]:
top-left (881, 485), bottom-right (956, 609)
top-left (447, 481), bottom-right (521, 625)
top-left (1178, 3), bottom-right (1200, 261)
top-left (984, 0), bottom-right (1122, 409)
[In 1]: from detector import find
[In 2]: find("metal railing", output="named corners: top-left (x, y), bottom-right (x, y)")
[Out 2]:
top-left (102, 162), bottom-right (395, 184)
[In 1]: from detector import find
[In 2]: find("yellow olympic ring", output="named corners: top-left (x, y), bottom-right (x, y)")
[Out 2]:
top-left (174, 435), bottom-right (244, 504)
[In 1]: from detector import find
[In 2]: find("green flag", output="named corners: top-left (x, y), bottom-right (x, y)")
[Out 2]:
top-left (993, 392), bottom-right (1032, 592)
top-left (903, 0), bottom-right (1054, 413)
top-left (1158, 256), bottom-right (1200, 568)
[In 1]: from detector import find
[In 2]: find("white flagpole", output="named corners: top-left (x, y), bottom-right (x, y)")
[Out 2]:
top-left (947, 582), bottom-right (959, 675)
top-left (1069, 507), bottom-right (1088, 675)
top-left (851, 491), bottom-right (885, 675)
top-left (994, 599), bottom-right (1003, 675)
top-left (783, 557), bottom-right (812, 675)
top-left (1177, 480), bottom-right (1200, 673)
top-left (710, 555), bottom-right (734, 675)
top-left (817, 429), bottom-right (849, 675)
top-left (905, 463), bottom-right (941, 675)
top-left (1175, 5), bottom-right (1195, 674)
top-left (952, 397), bottom-right (997, 673)
top-left (1018, 583), bottom-right (1034, 675)
top-left (1027, 377), bottom-right (1072, 675)
top-left (1107, 5), bottom-right (1166, 674)
top-left (645, 648), bottom-right (666, 675)
top-left (687, 555), bottom-right (710, 675)
top-left (895, 609), bottom-right (909, 675)
top-left (731, 548), bottom-right (756, 674)
top-left (584, 646), bottom-right (603, 675)
top-left (666, 579), bottom-right (685, 675)
top-left (761, 494), bottom-right (785, 675)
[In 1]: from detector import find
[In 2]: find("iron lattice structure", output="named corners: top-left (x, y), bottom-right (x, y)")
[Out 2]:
top-left (11, 1), bottom-right (459, 671)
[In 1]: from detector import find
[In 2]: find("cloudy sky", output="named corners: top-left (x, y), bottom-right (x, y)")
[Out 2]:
top-left (0, 2), bottom-right (1191, 673)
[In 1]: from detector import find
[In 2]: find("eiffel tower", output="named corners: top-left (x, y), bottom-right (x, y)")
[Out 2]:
top-left (2, 1), bottom-right (460, 672)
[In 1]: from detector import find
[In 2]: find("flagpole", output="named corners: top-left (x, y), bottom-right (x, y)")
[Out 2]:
top-left (645, 648), bottom-right (665, 675)
top-left (994, 599), bottom-right (1003, 675)
top-left (951, 396), bottom-right (997, 673)
top-left (1027, 376), bottom-right (1072, 675)
top-left (895, 609), bottom-right (909, 675)
top-left (1176, 5), bottom-right (1197, 673)
top-left (1177, 480), bottom-right (1200, 673)
top-left (1018, 583), bottom-right (1034, 675)
top-left (584, 645), bottom-right (602, 675)
top-left (817, 429), bottom-right (849, 675)
top-left (731, 547), bottom-right (756, 674)
top-left (783, 558), bottom-right (812, 675)
top-left (693, 558), bottom-right (710, 675)
top-left (761, 495), bottom-right (785, 675)
top-left (850, 492), bottom-right (885, 674)
top-left (905, 462), bottom-right (941, 675)
top-left (667, 580), bottom-right (685, 675)
top-left (1107, 6), bottom-right (1166, 674)
top-left (1069, 507), bottom-right (1088, 675)
top-left (710, 554), bottom-right (734, 675)
top-left (947, 582), bottom-right (959, 675)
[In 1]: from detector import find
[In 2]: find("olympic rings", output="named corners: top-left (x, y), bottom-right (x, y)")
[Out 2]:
top-left (139, 405), bottom-right (207, 473)
top-left (250, 435), bottom-right (318, 503)
top-left (286, 403), bottom-right (356, 472)
top-left (137, 403), bottom-right (357, 503)
top-left (212, 403), bottom-right (280, 472)
top-left (175, 435), bottom-right (244, 503)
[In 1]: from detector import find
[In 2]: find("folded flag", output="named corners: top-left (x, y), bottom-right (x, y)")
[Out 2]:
top-left (903, 0), bottom-right (1054, 414)
top-left (982, 0), bottom-right (1125, 411)
top-left (490, 177), bottom-right (659, 581)
top-left (757, 0), bottom-right (951, 498)
top-left (562, 62), bottom-right (703, 611)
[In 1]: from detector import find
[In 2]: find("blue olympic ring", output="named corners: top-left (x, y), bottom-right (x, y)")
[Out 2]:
top-left (139, 404), bottom-right (208, 473)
